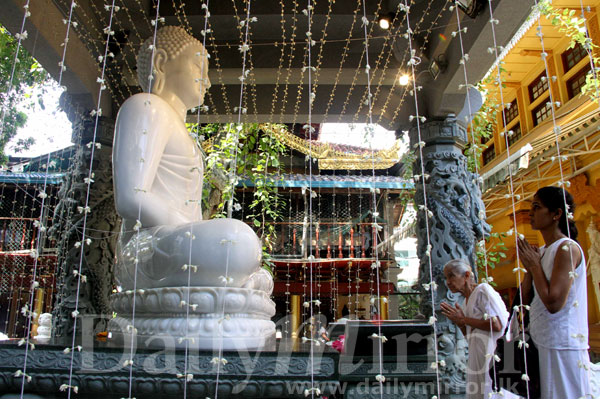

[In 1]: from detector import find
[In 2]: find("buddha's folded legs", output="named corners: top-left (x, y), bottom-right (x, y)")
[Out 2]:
top-left (116, 218), bottom-right (262, 290)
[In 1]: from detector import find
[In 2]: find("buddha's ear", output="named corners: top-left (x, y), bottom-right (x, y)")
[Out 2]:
top-left (151, 49), bottom-right (168, 94)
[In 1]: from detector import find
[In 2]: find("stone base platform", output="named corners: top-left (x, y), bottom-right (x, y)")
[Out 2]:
top-left (108, 286), bottom-right (276, 350)
top-left (0, 321), bottom-right (442, 398)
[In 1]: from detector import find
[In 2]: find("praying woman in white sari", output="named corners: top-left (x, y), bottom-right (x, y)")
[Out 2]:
top-left (518, 186), bottom-right (591, 399)
top-left (441, 259), bottom-right (509, 399)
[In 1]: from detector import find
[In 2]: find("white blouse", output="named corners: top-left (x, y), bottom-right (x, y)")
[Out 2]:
top-left (530, 237), bottom-right (588, 350)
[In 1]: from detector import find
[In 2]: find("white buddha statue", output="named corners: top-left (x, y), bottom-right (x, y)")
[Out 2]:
top-left (34, 313), bottom-right (52, 343)
top-left (110, 26), bottom-right (274, 349)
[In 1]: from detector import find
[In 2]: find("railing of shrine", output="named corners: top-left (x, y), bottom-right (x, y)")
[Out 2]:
top-left (269, 221), bottom-right (387, 259)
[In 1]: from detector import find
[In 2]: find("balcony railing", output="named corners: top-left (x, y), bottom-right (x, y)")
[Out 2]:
top-left (269, 221), bottom-right (387, 260)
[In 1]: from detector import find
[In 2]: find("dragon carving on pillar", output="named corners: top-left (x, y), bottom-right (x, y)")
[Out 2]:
top-left (414, 149), bottom-right (490, 392)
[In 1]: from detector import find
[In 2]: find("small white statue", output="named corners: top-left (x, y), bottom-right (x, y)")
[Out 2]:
top-left (34, 313), bottom-right (52, 343)
top-left (110, 26), bottom-right (275, 349)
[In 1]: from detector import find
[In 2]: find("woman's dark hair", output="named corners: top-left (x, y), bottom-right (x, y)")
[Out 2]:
top-left (535, 186), bottom-right (578, 241)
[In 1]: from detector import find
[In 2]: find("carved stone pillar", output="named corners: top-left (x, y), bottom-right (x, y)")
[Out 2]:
top-left (409, 114), bottom-right (490, 394)
top-left (51, 116), bottom-right (120, 340)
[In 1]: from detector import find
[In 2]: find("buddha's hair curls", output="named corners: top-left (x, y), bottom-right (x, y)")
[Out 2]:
top-left (137, 26), bottom-right (206, 92)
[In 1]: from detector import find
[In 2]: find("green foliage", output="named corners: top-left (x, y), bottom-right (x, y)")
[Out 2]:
top-left (193, 123), bottom-right (287, 258)
top-left (476, 231), bottom-right (508, 284)
top-left (537, 0), bottom-right (600, 102)
top-left (469, 56), bottom-right (510, 275)
top-left (400, 146), bottom-right (417, 180)
top-left (465, 78), bottom-right (502, 173)
top-left (399, 146), bottom-right (417, 207)
top-left (397, 293), bottom-right (421, 319)
top-left (0, 25), bottom-right (51, 162)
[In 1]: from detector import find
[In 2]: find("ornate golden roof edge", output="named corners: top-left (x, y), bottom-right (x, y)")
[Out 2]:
top-left (200, 123), bottom-right (402, 170)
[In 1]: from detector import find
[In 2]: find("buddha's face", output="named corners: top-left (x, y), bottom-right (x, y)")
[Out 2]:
top-left (158, 44), bottom-right (211, 110)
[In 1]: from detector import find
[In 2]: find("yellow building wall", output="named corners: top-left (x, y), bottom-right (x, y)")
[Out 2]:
top-left (480, 4), bottom-right (600, 350)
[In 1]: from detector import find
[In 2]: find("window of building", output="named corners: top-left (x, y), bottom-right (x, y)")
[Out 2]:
top-left (504, 102), bottom-right (519, 125)
top-left (529, 72), bottom-right (549, 102)
top-left (483, 144), bottom-right (495, 165)
top-left (532, 101), bottom-right (552, 126)
top-left (562, 43), bottom-right (588, 72)
top-left (567, 64), bottom-right (591, 99)
top-left (507, 123), bottom-right (522, 147)
top-left (480, 133), bottom-right (491, 145)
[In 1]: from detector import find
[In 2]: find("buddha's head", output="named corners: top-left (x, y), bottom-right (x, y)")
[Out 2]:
top-left (137, 26), bottom-right (211, 109)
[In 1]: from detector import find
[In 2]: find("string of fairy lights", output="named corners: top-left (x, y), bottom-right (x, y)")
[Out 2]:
top-left (230, 0), bottom-right (259, 122)
top-left (352, 1), bottom-right (407, 125)
top-left (359, 0), bottom-right (387, 392)
top-left (304, 0), bottom-right (334, 107)
top-left (376, 0), bottom-right (451, 128)
top-left (334, 0), bottom-right (384, 125)
top-left (19, 149), bottom-right (61, 395)
top-left (42, 0), bottom-right (455, 130)
top-left (1, 0), bottom-right (598, 398)
top-left (278, 0), bottom-right (300, 125)
top-left (268, 0), bottom-right (292, 123)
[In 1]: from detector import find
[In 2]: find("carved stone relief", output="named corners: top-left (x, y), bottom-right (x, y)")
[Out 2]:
top-left (410, 115), bottom-right (490, 393)
top-left (51, 117), bottom-right (120, 339)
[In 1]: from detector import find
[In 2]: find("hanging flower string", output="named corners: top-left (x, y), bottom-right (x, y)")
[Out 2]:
top-left (213, 3), bottom-right (255, 399)
top-left (403, 0), bottom-right (443, 397)
top-left (360, 0), bottom-right (386, 396)
top-left (305, 0), bottom-right (317, 397)
top-left (57, 1), bottom-right (78, 87)
top-left (61, 0), bottom-right (120, 397)
top-left (486, 0), bottom-right (533, 394)
top-left (532, 0), bottom-right (589, 370)
top-left (194, 1), bottom-right (212, 133)
top-left (226, 0), bottom-right (255, 218)
top-left (179, 2), bottom-right (211, 397)
top-left (119, 3), bottom-right (164, 399)
top-left (17, 103), bottom-right (59, 398)
top-left (451, 2), bottom-right (503, 394)
top-left (335, 0), bottom-right (384, 125)
top-left (379, 1), bottom-right (451, 128)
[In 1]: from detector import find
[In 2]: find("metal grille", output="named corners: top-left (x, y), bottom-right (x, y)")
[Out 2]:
top-left (0, 253), bottom-right (25, 294)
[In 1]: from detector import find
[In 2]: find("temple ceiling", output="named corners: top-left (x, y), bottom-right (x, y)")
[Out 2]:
top-left (1, 0), bottom-right (532, 130)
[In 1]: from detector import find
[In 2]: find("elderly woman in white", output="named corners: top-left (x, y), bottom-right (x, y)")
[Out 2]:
top-left (441, 259), bottom-right (509, 399)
